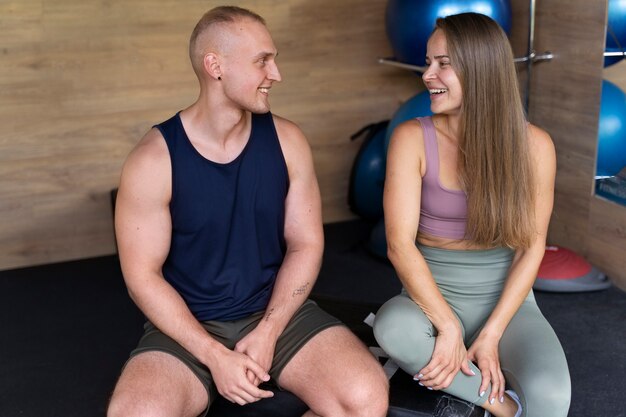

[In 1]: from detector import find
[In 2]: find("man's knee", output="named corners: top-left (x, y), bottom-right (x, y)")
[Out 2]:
top-left (108, 391), bottom-right (169, 417)
top-left (337, 368), bottom-right (389, 417)
top-left (108, 384), bottom-right (209, 417)
top-left (107, 352), bottom-right (209, 417)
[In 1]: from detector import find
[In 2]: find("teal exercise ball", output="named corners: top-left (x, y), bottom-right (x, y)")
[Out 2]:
top-left (597, 80), bottom-right (626, 177)
top-left (384, 90), bottom-right (433, 152)
top-left (386, 0), bottom-right (512, 69)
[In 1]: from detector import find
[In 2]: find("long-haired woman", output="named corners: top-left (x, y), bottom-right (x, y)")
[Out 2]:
top-left (373, 12), bottom-right (571, 417)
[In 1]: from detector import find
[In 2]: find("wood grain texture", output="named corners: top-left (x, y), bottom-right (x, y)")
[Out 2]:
top-left (4, 0), bottom-right (625, 290)
top-left (529, 0), bottom-right (606, 247)
top-left (0, 0), bottom-right (418, 270)
top-left (529, 0), bottom-right (607, 249)
top-left (597, 46), bottom-right (626, 289)
top-left (588, 197), bottom-right (626, 286)
top-left (528, 0), bottom-right (626, 289)
top-left (604, 59), bottom-right (626, 89)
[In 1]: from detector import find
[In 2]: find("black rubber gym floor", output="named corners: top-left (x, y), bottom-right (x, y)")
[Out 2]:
top-left (1, 220), bottom-right (624, 416)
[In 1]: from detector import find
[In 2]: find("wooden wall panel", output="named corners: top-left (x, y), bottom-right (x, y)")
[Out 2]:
top-left (588, 198), bottom-right (626, 284)
top-left (604, 59), bottom-right (626, 89)
top-left (0, 0), bottom-right (418, 270)
top-left (592, 58), bottom-right (626, 289)
top-left (529, 0), bottom-right (606, 247)
top-left (529, 0), bottom-right (626, 289)
top-left (510, 0), bottom-right (530, 106)
top-left (5, 0), bottom-right (625, 289)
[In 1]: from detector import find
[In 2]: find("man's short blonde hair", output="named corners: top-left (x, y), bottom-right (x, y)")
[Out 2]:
top-left (189, 6), bottom-right (266, 77)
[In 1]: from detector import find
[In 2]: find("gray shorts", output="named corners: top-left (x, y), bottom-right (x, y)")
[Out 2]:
top-left (128, 299), bottom-right (343, 412)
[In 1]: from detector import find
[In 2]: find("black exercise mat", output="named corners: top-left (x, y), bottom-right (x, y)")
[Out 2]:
top-left (0, 220), bottom-right (624, 416)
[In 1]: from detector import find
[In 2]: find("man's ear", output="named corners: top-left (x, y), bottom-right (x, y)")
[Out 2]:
top-left (204, 53), bottom-right (222, 80)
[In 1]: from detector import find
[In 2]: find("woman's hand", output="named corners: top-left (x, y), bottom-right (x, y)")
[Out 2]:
top-left (467, 332), bottom-right (505, 405)
top-left (416, 324), bottom-right (475, 390)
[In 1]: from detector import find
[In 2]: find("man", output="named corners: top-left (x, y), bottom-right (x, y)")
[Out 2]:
top-left (107, 6), bottom-right (388, 417)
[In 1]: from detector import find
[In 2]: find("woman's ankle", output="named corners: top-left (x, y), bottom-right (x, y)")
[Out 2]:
top-left (505, 390), bottom-right (522, 417)
top-left (482, 390), bottom-right (521, 417)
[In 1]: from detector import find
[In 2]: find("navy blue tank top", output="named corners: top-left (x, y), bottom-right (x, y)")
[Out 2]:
top-left (157, 111), bottom-right (288, 321)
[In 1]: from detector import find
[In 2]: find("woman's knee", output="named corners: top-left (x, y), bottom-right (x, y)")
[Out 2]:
top-left (373, 296), bottom-right (434, 368)
top-left (518, 371), bottom-right (571, 417)
top-left (501, 309), bottom-right (571, 416)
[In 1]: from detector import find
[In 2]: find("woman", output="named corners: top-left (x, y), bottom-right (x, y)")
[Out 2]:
top-left (373, 13), bottom-right (571, 417)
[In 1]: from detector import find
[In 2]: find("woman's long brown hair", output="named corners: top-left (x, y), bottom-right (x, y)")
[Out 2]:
top-left (436, 13), bottom-right (536, 249)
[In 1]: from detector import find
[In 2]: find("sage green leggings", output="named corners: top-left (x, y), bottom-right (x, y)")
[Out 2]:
top-left (373, 245), bottom-right (571, 417)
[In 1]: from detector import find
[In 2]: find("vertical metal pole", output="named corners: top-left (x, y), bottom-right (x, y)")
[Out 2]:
top-left (525, 0), bottom-right (536, 113)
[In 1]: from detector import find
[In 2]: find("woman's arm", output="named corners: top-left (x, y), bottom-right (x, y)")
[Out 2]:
top-left (385, 120), bottom-right (474, 389)
top-left (468, 124), bottom-right (556, 404)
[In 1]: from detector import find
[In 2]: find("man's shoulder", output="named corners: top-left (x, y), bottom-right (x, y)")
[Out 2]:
top-left (123, 127), bottom-right (170, 174)
top-left (270, 113), bottom-right (299, 133)
top-left (269, 114), bottom-right (307, 146)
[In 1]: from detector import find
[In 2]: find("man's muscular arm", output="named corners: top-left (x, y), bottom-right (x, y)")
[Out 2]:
top-left (116, 128), bottom-right (273, 405)
top-left (234, 115), bottom-right (324, 379)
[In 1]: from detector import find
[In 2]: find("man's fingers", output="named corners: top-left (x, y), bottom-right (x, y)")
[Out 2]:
top-left (245, 358), bottom-right (270, 383)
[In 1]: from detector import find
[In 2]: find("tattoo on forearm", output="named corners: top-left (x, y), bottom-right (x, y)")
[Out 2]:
top-left (292, 282), bottom-right (310, 297)
top-left (265, 308), bottom-right (275, 322)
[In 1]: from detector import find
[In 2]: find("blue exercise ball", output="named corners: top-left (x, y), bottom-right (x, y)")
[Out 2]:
top-left (367, 217), bottom-right (388, 259)
top-left (349, 127), bottom-right (386, 219)
top-left (605, 0), bottom-right (626, 67)
top-left (384, 90), bottom-right (434, 152)
top-left (597, 80), bottom-right (626, 177)
top-left (386, 0), bottom-right (512, 68)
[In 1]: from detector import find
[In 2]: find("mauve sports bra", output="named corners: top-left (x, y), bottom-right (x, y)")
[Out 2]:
top-left (417, 116), bottom-right (468, 240)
